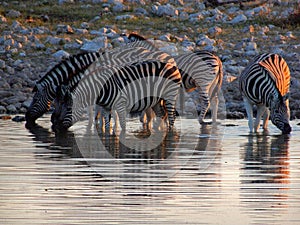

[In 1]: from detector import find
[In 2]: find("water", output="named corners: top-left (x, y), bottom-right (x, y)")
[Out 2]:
top-left (1, 115), bottom-right (300, 225)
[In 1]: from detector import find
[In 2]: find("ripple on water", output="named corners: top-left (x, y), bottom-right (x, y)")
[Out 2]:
top-left (0, 116), bottom-right (300, 224)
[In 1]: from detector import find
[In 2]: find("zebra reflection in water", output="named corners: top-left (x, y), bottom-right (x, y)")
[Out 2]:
top-left (240, 134), bottom-right (290, 212)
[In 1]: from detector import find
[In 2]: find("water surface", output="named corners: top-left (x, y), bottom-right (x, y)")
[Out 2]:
top-left (1, 115), bottom-right (300, 224)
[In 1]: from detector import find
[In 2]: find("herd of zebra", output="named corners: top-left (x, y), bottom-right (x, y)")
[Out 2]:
top-left (24, 33), bottom-right (292, 135)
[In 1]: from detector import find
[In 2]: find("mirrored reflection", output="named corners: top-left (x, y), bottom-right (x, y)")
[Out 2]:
top-left (28, 125), bottom-right (83, 160)
top-left (240, 134), bottom-right (290, 217)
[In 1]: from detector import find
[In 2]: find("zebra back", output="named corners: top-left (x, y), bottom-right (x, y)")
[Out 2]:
top-left (258, 54), bottom-right (290, 97)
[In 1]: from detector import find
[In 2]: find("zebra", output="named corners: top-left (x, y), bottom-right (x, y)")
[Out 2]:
top-left (239, 53), bottom-right (291, 134)
top-left (25, 51), bottom-right (102, 128)
top-left (25, 45), bottom-right (161, 129)
top-left (51, 59), bottom-right (182, 132)
top-left (127, 33), bottom-right (223, 124)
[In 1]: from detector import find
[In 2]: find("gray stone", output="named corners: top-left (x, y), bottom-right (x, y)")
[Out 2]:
top-left (22, 99), bottom-right (32, 109)
top-left (81, 22), bottom-right (90, 29)
top-left (75, 28), bottom-right (89, 34)
top-left (244, 50), bottom-right (259, 57)
top-left (135, 7), bottom-right (148, 16)
top-left (153, 4), bottom-right (179, 17)
top-left (229, 14), bottom-right (247, 24)
top-left (6, 10), bottom-right (21, 18)
top-left (159, 34), bottom-right (171, 42)
top-left (196, 34), bottom-right (215, 46)
top-left (208, 26), bottom-right (222, 36)
top-left (64, 42), bottom-right (82, 50)
top-left (56, 24), bottom-right (74, 34)
top-left (45, 36), bottom-right (66, 45)
top-left (0, 59), bottom-right (5, 69)
top-left (245, 42), bottom-right (257, 51)
top-left (115, 14), bottom-right (135, 20)
top-left (6, 104), bottom-right (17, 114)
top-left (58, 0), bottom-right (74, 4)
top-left (52, 50), bottom-right (70, 60)
top-left (0, 106), bottom-right (6, 114)
top-left (80, 36), bottom-right (109, 52)
top-left (188, 13), bottom-right (204, 23)
top-left (112, 3), bottom-right (127, 12)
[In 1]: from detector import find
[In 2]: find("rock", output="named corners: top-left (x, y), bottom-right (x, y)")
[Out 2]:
top-left (152, 4), bottom-right (179, 17)
top-left (159, 34), bottom-right (171, 42)
top-left (12, 115), bottom-right (26, 122)
top-left (115, 14), bottom-right (135, 20)
top-left (0, 106), bottom-right (7, 114)
top-left (52, 50), bottom-right (70, 60)
top-left (81, 22), bottom-right (90, 29)
top-left (229, 14), bottom-right (247, 24)
top-left (245, 42), bottom-right (257, 51)
top-left (242, 25), bottom-right (254, 33)
top-left (196, 34), bottom-right (215, 47)
top-left (6, 104), bottom-right (17, 114)
top-left (6, 10), bottom-right (21, 18)
top-left (80, 36), bottom-right (110, 52)
top-left (0, 59), bottom-right (5, 69)
top-left (56, 24), bottom-right (74, 34)
top-left (188, 13), bottom-right (204, 23)
top-left (45, 36), bottom-right (66, 45)
top-left (135, 7), bottom-right (148, 16)
top-left (58, 0), bottom-right (75, 4)
top-left (159, 44), bottom-right (178, 56)
top-left (208, 26), bottom-right (222, 36)
top-left (112, 3), bottom-right (128, 12)
top-left (0, 15), bottom-right (7, 23)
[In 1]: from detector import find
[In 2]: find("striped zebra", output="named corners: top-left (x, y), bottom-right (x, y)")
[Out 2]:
top-left (25, 45), bottom-right (160, 129)
top-left (127, 33), bottom-right (223, 124)
top-left (239, 53), bottom-right (291, 134)
top-left (51, 59), bottom-right (182, 132)
top-left (25, 51), bottom-right (102, 128)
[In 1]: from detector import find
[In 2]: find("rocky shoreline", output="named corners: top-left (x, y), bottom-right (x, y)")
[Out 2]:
top-left (0, 0), bottom-right (299, 120)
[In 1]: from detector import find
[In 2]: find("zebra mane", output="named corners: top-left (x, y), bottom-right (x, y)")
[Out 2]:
top-left (36, 51), bottom-right (102, 86)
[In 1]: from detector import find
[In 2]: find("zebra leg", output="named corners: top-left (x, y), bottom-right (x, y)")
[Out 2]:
top-left (198, 93), bottom-right (210, 124)
top-left (210, 95), bottom-right (218, 123)
top-left (262, 108), bottom-right (270, 131)
top-left (114, 100), bottom-right (127, 131)
top-left (255, 105), bottom-right (267, 132)
top-left (243, 97), bottom-right (254, 133)
top-left (152, 101), bottom-right (167, 130)
top-left (112, 110), bottom-right (119, 132)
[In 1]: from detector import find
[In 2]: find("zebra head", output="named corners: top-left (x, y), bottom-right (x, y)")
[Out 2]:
top-left (269, 94), bottom-right (291, 134)
top-left (25, 83), bottom-right (52, 129)
top-left (51, 85), bottom-right (73, 132)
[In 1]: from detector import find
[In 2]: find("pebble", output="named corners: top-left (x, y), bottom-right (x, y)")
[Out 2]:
top-left (229, 14), bottom-right (247, 24)
top-left (52, 50), bottom-right (70, 60)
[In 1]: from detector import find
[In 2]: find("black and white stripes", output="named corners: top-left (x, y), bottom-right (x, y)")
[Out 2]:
top-left (239, 53), bottom-right (291, 134)
top-left (51, 58), bottom-right (182, 131)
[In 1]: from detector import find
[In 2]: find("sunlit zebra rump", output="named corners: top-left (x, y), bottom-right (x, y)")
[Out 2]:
top-left (239, 53), bottom-right (291, 134)
top-left (51, 58), bottom-right (182, 132)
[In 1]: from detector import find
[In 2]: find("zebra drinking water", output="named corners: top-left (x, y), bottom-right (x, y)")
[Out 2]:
top-left (127, 33), bottom-right (224, 124)
top-left (51, 59), bottom-right (182, 132)
top-left (25, 44), bottom-right (161, 129)
top-left (239, 53), bottom-right (291, 134)
top-left (25, 51), bottom-right (102, 128)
